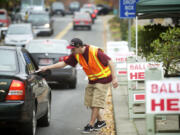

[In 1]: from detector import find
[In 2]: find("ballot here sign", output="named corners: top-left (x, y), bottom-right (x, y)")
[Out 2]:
top-left (127, 62), bottom-right (149, 80)
top-left (146, 80), bottom-right (180, 114)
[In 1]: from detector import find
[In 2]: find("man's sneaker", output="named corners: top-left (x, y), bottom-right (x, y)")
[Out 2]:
top-left (82, 124), bottom-right (94, 133)
top-left (94, 120), bottom-right (106, 131)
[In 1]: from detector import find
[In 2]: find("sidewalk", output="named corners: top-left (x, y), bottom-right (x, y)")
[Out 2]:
top-left (105, 15), bottom-right (180, 135)
top-left (103, 15), bottom-right (145, 135)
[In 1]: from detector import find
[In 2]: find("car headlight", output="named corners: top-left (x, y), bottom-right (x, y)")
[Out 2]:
top-left (44, 24), bottom-right (50, 28)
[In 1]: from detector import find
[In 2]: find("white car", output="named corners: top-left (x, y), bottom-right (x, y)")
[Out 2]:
top-left (4, 23), bottom-right (34, 47)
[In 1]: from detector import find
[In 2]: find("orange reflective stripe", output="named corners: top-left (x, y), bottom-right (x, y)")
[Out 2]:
top-left (88, 67), bottom-right (110, 77)
top-left (88, 69), bottom-right (111, 80)
top-left (75, 54), bottom-right (80, 63)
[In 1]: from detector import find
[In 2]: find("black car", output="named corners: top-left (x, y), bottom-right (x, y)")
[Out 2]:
top-left (25, 39), bottom-right (77, 89)
top-left (51, 2), bottom-right (66, 16)
top-left (0, 46), bottom-right (51, 135)
top-left (96, 4), bottom-right (112, 15)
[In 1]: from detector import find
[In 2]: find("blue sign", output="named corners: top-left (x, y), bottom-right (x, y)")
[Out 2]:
top-left (119, 0), bottom-right (138, 18)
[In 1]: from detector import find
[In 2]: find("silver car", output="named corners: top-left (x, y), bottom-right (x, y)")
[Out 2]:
top-left (25, 39), bottom-right (77, 89)
top-left (27, 11), bottom-right (54, 36)
top-left (4, 23), bottom-right (34, 47)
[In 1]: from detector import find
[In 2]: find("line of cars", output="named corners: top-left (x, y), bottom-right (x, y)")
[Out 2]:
top-left (0, 3), bottom-right (77, 135)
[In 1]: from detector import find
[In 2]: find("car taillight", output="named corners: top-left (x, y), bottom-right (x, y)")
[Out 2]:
top-left (74, 20), bottom-right (80, 24)
top-left (84, 21), bottom-right (89, 24)
top-left (59, 56), bottom-right (69, 62)
top-left (6, 80), bottom-right (25, 101)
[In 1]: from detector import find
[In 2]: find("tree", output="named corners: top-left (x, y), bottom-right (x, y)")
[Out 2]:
top-left (147, 27), bottom-right (180, 76)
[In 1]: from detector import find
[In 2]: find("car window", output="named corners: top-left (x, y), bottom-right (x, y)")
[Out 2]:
top-left (26, 41), bottom-right (68, 54)
top-left (28, 14), bottom-right (49, 23)
top-left (52, 2), bottom-right (64, 10)
top-left (0, 12), bottom-right (6, 20)
top-left (0, 50), bottom-right (17, 72)
top-left (7, 25), bottom-right (32, 35)
top-left (23, 52), bottom-right (36, 74)
top-left (74, 13), bottom-right (90, 19)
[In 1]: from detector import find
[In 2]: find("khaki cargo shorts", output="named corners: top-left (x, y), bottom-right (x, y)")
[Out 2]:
top-left (84, 83), bottom-right (111, 109)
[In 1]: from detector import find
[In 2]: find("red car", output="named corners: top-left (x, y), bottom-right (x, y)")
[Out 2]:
top-left (73, 12), bottom-right (92, 30)
top-left (0, 9), bottom-right (11, 27)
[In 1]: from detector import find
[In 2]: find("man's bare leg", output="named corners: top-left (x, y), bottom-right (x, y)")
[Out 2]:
top-left (89, 107), bottom-right (100, 126)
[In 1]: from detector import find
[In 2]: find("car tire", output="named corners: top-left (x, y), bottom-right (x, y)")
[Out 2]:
top-left (88, 26), bottom-right (91, 30)
top-left (73, 26), bottom-right (76, 30)
top-left (69, 78), bottom-right (77, 89)
top-left (38, 99), bottom-right (51, 127)
top-left (22, 102), bottom-right (37, 135)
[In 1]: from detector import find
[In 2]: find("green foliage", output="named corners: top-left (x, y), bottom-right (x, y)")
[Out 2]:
top-left (131, 24), bottom-right (180, 76)
top-left (131, 24), bottom-right (170, 57)
top-left (108, 16), bottom-right (128, 41)
top-left (147, 27), bottom-right (180, 76)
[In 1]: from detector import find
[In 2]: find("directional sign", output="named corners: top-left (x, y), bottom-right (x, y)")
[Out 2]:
top-left (119, 0), bottom-right (138, 18)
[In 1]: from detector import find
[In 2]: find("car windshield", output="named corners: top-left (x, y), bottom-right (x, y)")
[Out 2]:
top-left (80, 8), bottom-right (93, 13)
top-left (0, 12), bottom-right (6, 19)
top-left (52, 2), bottom-right (64, 10)
top-left (28, 14), bottom-right (49, 23)
top-left (70, 2), bottom-right (80, 8)
top-left (7, 25), bottom-right (32, 35)
top-left (26, 41), bottom-right (68, 54)
top-left (75, 14), bottom-right (90, 19)
top-left (0, 50), bottom-right (17, 72)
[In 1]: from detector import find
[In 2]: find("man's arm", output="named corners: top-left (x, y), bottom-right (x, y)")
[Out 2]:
top-left (38, 61), bottom-right (67, 72)
top-left (108, 60), bottom-right (118, 88)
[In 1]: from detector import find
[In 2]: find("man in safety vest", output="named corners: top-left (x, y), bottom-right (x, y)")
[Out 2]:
top-left (38, 38), bottom-right (118, 133)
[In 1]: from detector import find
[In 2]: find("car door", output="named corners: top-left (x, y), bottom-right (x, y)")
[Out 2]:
top-left (22, 50), bottom-right (48, 117)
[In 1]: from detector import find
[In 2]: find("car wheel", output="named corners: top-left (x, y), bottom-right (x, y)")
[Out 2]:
top-left (88, 26), bottom-right (91, 30)
top-left (38, 99), bottom-right (51, 127)
top-left (73, 26), bottom-right (76, 30)
top-left (69, 78), bottom-right (77, 89)
top-left (22, 103), bottom-right (37, 135)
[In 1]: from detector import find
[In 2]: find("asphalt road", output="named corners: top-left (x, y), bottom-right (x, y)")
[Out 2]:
top-left (37, 15), bottom-right (105, 135)
top-left (0, 14), bottom-right (107, 135)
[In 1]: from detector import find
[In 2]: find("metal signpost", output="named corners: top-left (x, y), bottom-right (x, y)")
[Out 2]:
top-left (119, 0), bottom-right (139, 59)
top-left (119, 0), bottom-right (138, 53)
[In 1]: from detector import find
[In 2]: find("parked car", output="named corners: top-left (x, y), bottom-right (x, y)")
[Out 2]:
top-left (69, 1), bottom-right (80, 14)
top-left (27, 11), bottom-right (53, 36)
top-left (4, 23), bottom-right (34, 47)
top-left (0, 46), bottom-right (52, 135)
top-left (51, 2), bottom-right (66, 16)
top-left (25, 39), bottom-right (77, 89)
top-left (73, 12), bottom-right (92, 30)
top-left (0, 9), bottom-right (11, 39)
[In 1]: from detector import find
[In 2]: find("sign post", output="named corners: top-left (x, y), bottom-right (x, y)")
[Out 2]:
top-left (119, 0), bottom-right (139, 59)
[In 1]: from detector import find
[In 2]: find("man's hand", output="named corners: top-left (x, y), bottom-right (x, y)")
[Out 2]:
top-left (112, 77), bottom-right (118, 88)
top-left (37, 66), bottom-right (49, 72)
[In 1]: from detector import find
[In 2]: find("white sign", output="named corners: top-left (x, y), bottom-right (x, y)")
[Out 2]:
top-left (146, 80), bottom-right (180, 114)
top-left (107, 41), bottom-right (131, 63)
top-left (128, 62), bottom-right (148, 80)
top-left (127, 62), bottom-right (162, 80)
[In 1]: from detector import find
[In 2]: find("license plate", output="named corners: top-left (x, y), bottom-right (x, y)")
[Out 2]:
top-left (39, 59), bottom-right (53, 65)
